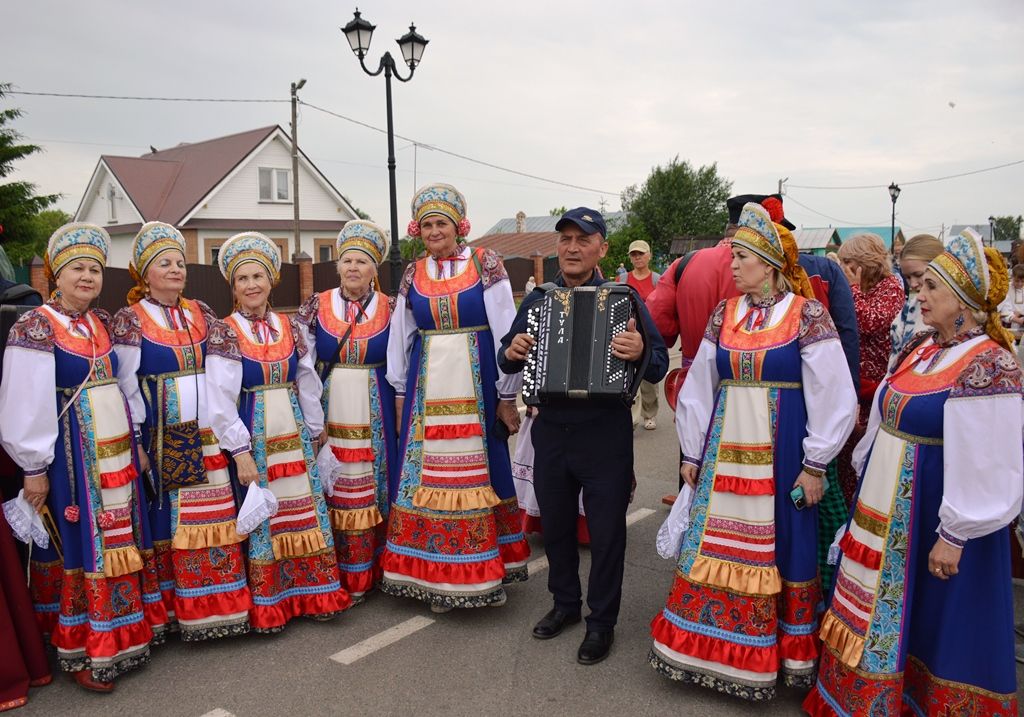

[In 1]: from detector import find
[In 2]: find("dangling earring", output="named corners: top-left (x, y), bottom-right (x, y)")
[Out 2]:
top-left (954, 312), bottom-right (965, 333)
top-left (761, 277), bottom-right (771, 298)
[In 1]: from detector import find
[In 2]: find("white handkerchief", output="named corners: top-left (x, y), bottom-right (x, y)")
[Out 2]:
top-left (316, 444), bottom-right (341, 498)
top-left (236, 483), bottom-right (279, 536)
top-left (656, 483), bottom-right (694, 560)
top-left (828, 524), bottom-right (847, 566)
top-left (2, 490), bottom-right (49, 548)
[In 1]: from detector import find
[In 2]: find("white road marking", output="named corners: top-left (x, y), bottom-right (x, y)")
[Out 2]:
top-left (331, 507), bottom-right (657, 664)
top-left (200, 710), bottom-right (236, 717)
top-left (526, 507), bottom-right (655, 576)
top-left (329, 616), bottom-right (435, 665)
top-left (626, 507), bottom-right (656, 526)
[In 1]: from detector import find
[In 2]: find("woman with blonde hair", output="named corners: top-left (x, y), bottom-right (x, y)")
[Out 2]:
top-left (889, 233), bottom-right (945, 364)
top-left (835, 233), bottom-right (904, 505)
top-left (805, 228), bottom-right (1022, 715)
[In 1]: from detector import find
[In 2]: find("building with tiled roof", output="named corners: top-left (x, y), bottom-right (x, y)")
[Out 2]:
top-left (73, 126), bottom-right (361, 267)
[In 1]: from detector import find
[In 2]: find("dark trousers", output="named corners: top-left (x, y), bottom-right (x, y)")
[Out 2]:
top-left (531, 409), bottom-right (633, 632)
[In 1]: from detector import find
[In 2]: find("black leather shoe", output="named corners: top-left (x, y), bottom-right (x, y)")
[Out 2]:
top-left (577, 630), bottom-right (614, 665)
top-left (532, 608), bottom-right (581, 640)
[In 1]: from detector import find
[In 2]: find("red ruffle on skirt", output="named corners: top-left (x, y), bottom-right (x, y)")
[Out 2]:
top-left (204, 453), bottom-right (229, 471)
top-left (498, 536), bottom-right (531, 565)
top-left (174, 585), bottom-right (252, 623)
top-left (650, 611), bottom-right (779, 674)
top-left (332, 446), bottom-right (375, 463)
top-left (423, 424), bottom-right (482, 440)
top-left (381, 548), bottom-right (506, 586)
top-left (51, 615), bottom-right (153, 661)
top-left (267, 460), bottom-right (307, 481)
top-left (713, 475), bottom-right (775, 496)
top-left (249, 589), bottom-right (350, 631)
top-left (780, 630), bottom-right (820, 662)
top-left (99, 464), bottom-right (138, 489)
top-left (838, 531), bottom-right (882, 570)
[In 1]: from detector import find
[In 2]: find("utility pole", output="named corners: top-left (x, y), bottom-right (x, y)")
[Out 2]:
top-left (290, 79), bottom-right (306, 260)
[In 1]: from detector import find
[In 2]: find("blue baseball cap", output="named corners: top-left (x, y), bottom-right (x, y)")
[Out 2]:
top-left (555, 207), bottom-right (607, 239)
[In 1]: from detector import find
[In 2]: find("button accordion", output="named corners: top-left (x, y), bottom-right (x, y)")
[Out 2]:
top-left (521, 284), bottom-right (640, 406)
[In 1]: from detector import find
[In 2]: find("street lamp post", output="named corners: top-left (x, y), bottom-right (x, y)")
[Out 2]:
top-left (988, 215), bottom-right (996, 247)
top-left (888, 182), bottom-right (901, 252)
top-left (342, 8), bottom-right (428, 293)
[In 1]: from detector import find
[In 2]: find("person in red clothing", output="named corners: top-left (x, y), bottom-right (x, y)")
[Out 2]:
top-left (618, 239), bottom-right (662, 429)
top-left (834, 232), bottom-right (905, 505)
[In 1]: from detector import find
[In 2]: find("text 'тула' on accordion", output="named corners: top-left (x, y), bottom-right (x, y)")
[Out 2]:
top-left (522, 284), bottom-right (639, 406)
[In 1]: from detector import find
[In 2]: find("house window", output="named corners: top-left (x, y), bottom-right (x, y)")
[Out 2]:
top-left (314, 238), bottom-right (336, 263)
top-left (210, 247), bottom-right (221, 266)
top-left (258, 167), bottom-right (291, 202)
top-left (319, 245), bottom-right (332, 262)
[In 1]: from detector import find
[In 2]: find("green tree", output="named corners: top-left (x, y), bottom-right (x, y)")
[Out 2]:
top-left (548, 206), bottom-right (569, 217)
top-left (0, 83), bottom-right (59, 255)
top-left (5, 208), bottom-right (70, 265)
top-left (993, 215), bottom-right (1022, 245)
top-left (600, 221), bottom-right (650, 279)
top-left (621, 156), bottom-right (732, 258)
top-left (399, 234), bottom-right (424, 261)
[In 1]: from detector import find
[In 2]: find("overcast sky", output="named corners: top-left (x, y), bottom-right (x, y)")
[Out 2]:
top-left (6, 0), bottom-right (1024, 239)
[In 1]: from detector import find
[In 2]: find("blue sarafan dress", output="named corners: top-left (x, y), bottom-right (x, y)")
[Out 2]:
top-left (112, 298), bottom-right (251, 641)
top-left (206, 310), bottom-right (350, 632)
top-left (383, 245), bottom-right (530, 608)
top-left (0, 303), bottom-right (160, 681)
top-left (805, 328), bottom-right (1023, 717)
top-left (650, 293), bottom-right (857, 701)
top-left (296, 288), bottom-right (396, 599)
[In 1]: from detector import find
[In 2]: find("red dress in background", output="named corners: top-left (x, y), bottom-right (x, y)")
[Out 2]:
top-left (0, 480), bottom-right (52, 712)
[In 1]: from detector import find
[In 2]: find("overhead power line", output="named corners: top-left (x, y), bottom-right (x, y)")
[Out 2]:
top-left (784, 193), bottom-right (890, 226)
top-left (298, 101), bottom-right (621, 196)
top-left (9, 90), bottom-right (287, 103)
top-left (9, 89), bottom-right (621, 197)
top-left (787, 158), bottom-right (1024, 190)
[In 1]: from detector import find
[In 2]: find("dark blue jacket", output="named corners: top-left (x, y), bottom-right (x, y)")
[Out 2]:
top-left (798, 254), bottom-right (860, 393)
top-left (499, 271), bottom-right (669, 423)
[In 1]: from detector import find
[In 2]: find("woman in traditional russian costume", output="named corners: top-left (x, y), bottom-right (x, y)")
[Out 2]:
top-left (0, 224), bottom-right (159, 692)
top-left (649, 202), bottom-right (858, 701)
top-left (205, 232), bottom-right (350, 632)
top-left (296, 221), bottom-right (396, 603)
top-left (804, 228), bottom-right (1023, 716)
top-left (111, 222), bottom-right (252, 640)
top-left (383, 183), bottom-right (529, 611)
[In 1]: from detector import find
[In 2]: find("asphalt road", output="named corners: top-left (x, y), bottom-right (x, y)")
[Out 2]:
top-left (16, 366), bottom-right (1024, 717)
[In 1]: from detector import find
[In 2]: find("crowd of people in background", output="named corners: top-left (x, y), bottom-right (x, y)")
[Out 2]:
top-left (0, 185), bottom-right (1021, 717)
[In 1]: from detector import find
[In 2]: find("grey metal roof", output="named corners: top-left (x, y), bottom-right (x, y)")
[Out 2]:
top-left (948, 224), bottom-right (993, 242)
top-left (483, 211), bottom-right (628, 236)
top-left (794, 227), bottom-right (840, 251)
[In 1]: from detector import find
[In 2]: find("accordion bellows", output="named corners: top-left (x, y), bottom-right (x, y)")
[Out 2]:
top-left (522, 284), bottom-right (638, 406)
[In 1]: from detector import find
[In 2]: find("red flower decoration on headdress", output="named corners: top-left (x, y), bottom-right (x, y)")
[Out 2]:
top-left (64, 505), bottom-right (80, 523)
top-left (406, 220), bottom-right (421, 237)
top-left (457, 218), bottom-right (472, 238)
top-left (761, 197), bottom-right (785, 224)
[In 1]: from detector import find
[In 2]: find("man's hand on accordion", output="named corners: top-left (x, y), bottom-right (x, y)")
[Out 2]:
top-left (611, 318), bottom-right (644, 362)
top-left (504, 332), bottom-right (535, 361)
